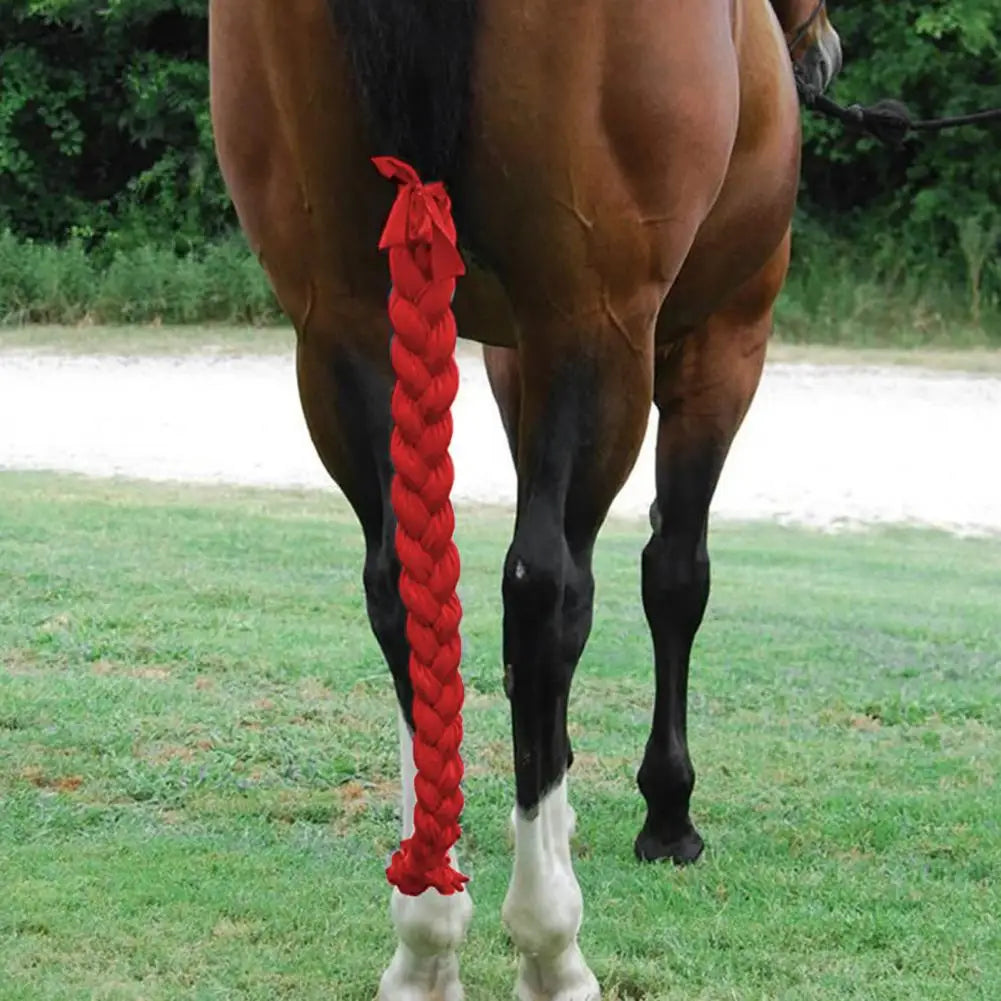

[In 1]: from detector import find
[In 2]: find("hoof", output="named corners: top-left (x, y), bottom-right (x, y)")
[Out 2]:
top-left (515, 944), bottom-right (600, 1001)
top-left (634, 823), bottom-right (704, 865)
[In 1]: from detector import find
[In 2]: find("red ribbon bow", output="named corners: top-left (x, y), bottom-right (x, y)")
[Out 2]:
top-left (373, 156), bottom-right (466, 282)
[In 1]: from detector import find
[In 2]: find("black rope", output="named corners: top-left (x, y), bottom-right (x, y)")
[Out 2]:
top-left (786, 2), bottom-right (1001, 144)
top-left (789, 21), bottom-right (1001, 147)
top-left (800, 85), bottom-right (1001, 147)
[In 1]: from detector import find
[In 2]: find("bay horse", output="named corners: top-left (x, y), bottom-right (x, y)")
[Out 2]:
top-left (208, 1), bottom-right (842, 997)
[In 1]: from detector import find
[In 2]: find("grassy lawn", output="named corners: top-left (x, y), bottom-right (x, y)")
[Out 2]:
top-left (3, 324), bottom-right (1001, 373)
top-left (1, 472), bottom-right (999, 1000)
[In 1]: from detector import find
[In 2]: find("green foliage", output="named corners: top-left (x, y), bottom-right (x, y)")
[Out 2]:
top-left (0, 0), bottom-right (228, 250)
top-left (0, 230), bottom-right (280, 324)
top-left (4, 226), bottom-right (998, 342)
top-left (775, 210), bottom-right (1001, 347)
top-left (800, 1), bottom-right (1001, 311)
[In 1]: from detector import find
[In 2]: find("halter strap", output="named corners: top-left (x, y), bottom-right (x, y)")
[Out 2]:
top-left (788, 0), bottom-right (827, 53)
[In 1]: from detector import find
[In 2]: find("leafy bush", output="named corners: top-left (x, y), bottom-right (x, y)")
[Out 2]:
top-left (0, 230), bottom-right (280, 324)
top-left (0, 0), bottom-right (229, 249)
top-left (798, 0), bottom-right (1001, 312)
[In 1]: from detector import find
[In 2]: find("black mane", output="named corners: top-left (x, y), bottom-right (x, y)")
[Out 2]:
top-left (326, 0), bottom-right (478, 186)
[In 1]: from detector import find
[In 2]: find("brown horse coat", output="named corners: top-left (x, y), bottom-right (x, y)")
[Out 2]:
top-left (210, 2), bottom-right (841, 997)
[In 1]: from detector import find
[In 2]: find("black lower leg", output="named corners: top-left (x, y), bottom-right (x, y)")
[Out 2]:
top-left (502, 366), bottom-right (605, 811)
top-left (635, 446), bottom-right (721, 865)
top-left (363, 518), bottom-right (412, 723)
top-left (502, 345), bottom-right (649, 817)
top-left (345, 367), bottom-right (413, 723)
top-left (300, 343), bottom-right (413, 723)
top-left (561, 553), bottom-right (594, 774)
top-left (503, 531), bottom-right (595, 809)
top-left (503, 507), bottom-right (572, 812)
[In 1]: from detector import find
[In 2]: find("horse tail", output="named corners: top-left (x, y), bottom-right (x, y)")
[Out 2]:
top-left (330, 0), bottom-right (476, 898)
top-left (326, 0), bottom-right (478, 186)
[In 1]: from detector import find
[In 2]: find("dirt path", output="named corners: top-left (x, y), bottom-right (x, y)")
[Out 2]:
top-left (3, 351), bottom-right (999, 533)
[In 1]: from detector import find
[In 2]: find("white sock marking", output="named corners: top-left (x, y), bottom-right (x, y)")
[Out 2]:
top-left (378, 710), bottom-right (473, 1001)
top-left (503, 778), bottom-right (600, 1001)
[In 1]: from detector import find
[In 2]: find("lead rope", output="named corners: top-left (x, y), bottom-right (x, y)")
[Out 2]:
top-left (788, 1), bottom-right (1001, 145)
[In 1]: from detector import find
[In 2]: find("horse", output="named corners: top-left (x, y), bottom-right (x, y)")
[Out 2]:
top-left (208, 1), bottom-right (842, 997)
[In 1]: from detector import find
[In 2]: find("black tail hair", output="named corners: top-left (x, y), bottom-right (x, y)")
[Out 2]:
top-left (326, 0), bottom-right (478, 186)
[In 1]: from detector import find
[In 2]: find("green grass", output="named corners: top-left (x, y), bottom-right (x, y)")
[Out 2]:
top-left (0, 231), bottom-right (281, 327)
top-left (2, 226), bottom-right (1001, 349)
top-left (774, 266), bottom-right (1001, 350)
top-left (1, 472), bottom-right (999, 1000)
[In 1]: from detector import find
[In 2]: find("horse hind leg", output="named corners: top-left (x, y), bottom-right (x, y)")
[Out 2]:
top-left (498, 328), bottom-right (653, 1001)
top-left (483, 344), bottom-right (579, 846)
top-left (383, 709), bottom-right (470, 1001)
top-left (295, 328), bottom-right (473, 1001)
top-left (635, 248), bottom-right (784, 865)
